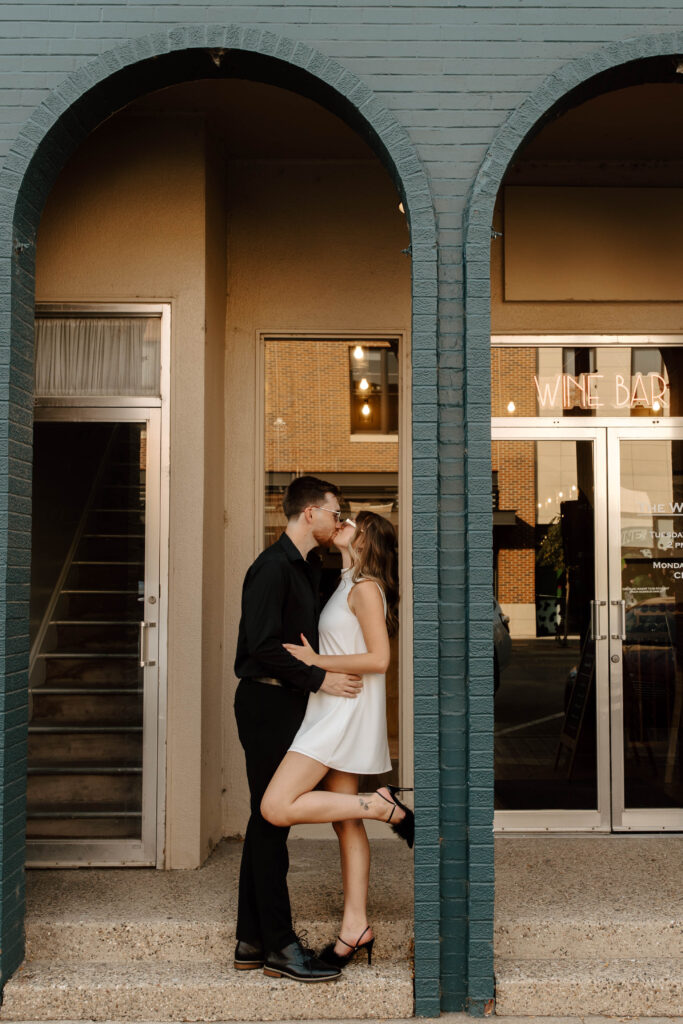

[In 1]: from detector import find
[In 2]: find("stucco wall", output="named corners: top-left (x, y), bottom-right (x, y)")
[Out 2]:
top-left (35, 113), bottom-right (210, 869)
top-left (33, 100), bottom-right (411, 849)
top-left (222, 157), bottom-right (410, 833)
top-left (491, 192), bottom-right (683, 335)
top-left (201, 130), bottom-right (228, 861)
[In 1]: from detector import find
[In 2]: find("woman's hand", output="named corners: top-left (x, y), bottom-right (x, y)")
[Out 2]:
top-left (283, 633), bottom-right (319, 666)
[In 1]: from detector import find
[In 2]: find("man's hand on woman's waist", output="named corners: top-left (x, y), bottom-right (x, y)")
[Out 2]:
top-left (319, 673), bottom-right (363, 698)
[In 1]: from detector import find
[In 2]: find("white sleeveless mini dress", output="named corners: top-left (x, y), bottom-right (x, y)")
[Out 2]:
top-left (289, 569), bottom-right (392, 775)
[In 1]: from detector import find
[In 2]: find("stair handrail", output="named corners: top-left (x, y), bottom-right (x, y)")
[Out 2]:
top-left (29, 424), bottom-right (121, 680)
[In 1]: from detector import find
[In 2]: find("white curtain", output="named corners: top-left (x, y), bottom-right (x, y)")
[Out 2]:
top-left (35, 317), bottom-right (161, 397)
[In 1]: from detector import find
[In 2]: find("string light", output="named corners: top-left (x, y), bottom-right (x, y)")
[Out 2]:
top-left (353, 345), bottom-right (364, 360)
top-left (507, 400), bottom-right (516, 413)
top-left (359, 377), bottom-right (369, 391)
top-left (361, 402), bottom-right (371, 417)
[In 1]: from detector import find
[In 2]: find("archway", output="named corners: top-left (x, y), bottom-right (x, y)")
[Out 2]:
top-left (0, 28), bottom-right (438, 1010)
top-left (465, 34), bottom-right (683, 1015)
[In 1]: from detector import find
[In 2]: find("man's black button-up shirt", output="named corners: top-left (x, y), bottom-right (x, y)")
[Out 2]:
top-left (234, 533), bottom-right (326, 694)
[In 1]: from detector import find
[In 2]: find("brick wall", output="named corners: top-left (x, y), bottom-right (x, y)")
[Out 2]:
top-left (265, 339), bottom-right (398, 473)
top-left (491, 347), bottom-right (537, 419)
top-left (2, 2), bottom-right (683, 1015)
top-left (492, 348), bottom-right (538, 608)
top-left (492, 440), bottom-right (536, 606)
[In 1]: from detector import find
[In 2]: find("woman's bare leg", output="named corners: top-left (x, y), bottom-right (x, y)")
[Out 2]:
top-left (260, 752), bottom-right (405, 829)
top-left (322, 769), bottom-right (373, 957)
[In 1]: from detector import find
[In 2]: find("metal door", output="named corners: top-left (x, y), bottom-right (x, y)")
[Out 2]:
top-left (492, 425), bottom-right (611, 831)
top-left (28, 407), bottom-right (161, 865)
top-left (607, 426), bottom-right (683, 830)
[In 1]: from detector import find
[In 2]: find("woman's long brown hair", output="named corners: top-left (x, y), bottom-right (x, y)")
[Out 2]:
top-left (349, 510), bottom-right (399, 637)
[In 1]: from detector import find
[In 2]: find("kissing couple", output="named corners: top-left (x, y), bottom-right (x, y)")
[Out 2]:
top-left (233, 475), bottom-right (414, 983)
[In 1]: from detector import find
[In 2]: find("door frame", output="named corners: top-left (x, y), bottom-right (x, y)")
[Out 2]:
top-left (255, 329), bottom-right (414, 799)
top-left (492, 423), bottom-right (611, 832)
top-left (607, 423), bottom-right (683, 832)
top-left (492, 417), bottom-right (683, 833)
top-left (30, 303), bottom-right (170, 867)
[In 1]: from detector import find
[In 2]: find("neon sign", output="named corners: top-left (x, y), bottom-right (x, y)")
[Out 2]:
top-left (533, 372), bottom-right (669, 411)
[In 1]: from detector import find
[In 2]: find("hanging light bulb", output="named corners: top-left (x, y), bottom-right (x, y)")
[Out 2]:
top-left (558, 491), bottom-right (563, 498)
top-left (507, 400), bottom-right (516, 413)
top-left (359, 377), bottom-right (369, 391)
top-left (361, 402), bottom-right (371, 417)
top-left (653, 399), bottom-right (661, 412)
top-left (353, 345), bottom-right (364, 360)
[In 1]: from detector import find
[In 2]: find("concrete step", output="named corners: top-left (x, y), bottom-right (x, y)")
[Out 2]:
top-left (25, 917), bottom-right (412, 962)
top-left (495, 956), bottom-right (683, 1017)
top-left (0, 958), bottom-right (414, 1021)
top-left (495, 916), bottom-right (683, 958)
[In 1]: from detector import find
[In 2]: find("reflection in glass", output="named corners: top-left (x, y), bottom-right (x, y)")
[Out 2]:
top-left (620, 440), bottom-right (683, 809)
top-left (349, 344), bottom-right (398, 434)
top-left (491, 345), bottom-right (683, 418)
top-left (264, 337), bottom-right (400, 785)
top-left (493, 439), bottom-right (598, 810)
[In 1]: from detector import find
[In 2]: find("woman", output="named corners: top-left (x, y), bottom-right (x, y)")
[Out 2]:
top-left (260, 510), bottom-right (413, 970)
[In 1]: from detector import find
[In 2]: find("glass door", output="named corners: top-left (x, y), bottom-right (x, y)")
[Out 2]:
top-left (608, 427), bottom-right (683, 830)
top-left (492, 426), bottom-right (611, 831)
top-left (28, 408), bottom-right (161, 865)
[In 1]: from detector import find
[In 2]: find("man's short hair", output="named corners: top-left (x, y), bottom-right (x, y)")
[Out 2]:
top-left (283, 475), bottom-right (340, 519)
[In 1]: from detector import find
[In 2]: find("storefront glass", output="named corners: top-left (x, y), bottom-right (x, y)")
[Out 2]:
top-left (493, 438), bottom-right (598, 811)
top-left (263, 337), bottom-right (401, 786)
top-left (493, 338), bottom-right (683, 830)
top-left (618, 438), bottom-right (683, 812)
top-left (492, 343), bottom-right (683, 418)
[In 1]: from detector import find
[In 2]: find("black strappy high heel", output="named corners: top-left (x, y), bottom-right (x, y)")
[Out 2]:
top-left (376, 786), bottom-right (415, 849)
top-left (319, 924), bottom-right (375, 968)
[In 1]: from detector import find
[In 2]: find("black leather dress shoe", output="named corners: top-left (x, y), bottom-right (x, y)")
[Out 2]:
top-left (263, 940), bottom-right (342, 982)
top-left (234, 939), bottom-right (264, 970)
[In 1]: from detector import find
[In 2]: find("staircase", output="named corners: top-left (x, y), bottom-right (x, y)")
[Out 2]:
top-left (0, 838), bottom-right (414, 1020)
top-left (495, 835), bottom-right (683, 1015)
top-left (28, 423), bottom-right (147, 847)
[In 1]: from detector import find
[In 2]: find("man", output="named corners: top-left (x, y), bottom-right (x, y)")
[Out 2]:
top-left (233, 476), bottom-right (363, 983)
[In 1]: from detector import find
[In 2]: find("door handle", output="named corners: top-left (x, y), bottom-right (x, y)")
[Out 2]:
top-left (611, 599), bottom-right (626, 641)
top-left (590, 599), bottom-right (607, 641)
top-left (139, 620), bottom-right (157, 668)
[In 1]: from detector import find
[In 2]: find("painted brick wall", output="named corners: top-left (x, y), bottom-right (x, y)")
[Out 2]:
top-left (2, 1), bottom-right (683, 1016)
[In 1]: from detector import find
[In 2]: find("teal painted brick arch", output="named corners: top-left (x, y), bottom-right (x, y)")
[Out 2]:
top-left (0, 24), bottom-right (442, 1015)
top-left (462, 27), bottom-right (683, 1014)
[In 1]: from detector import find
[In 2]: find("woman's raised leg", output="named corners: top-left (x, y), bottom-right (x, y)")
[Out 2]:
top-left (261, 752), bottom-right (405, 829)
top-left (322, 769), bottom-right (373, 958)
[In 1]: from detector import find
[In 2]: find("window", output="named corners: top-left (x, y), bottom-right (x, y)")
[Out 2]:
top-left (262, 334), bottom-right (403, 785)
top-left (349, 343), bottom-right (398, 435)
top-left (35, 316), bottom-right (161, 398)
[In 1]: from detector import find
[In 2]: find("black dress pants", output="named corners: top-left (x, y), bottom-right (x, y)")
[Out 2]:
top-left (234, 678), bottom-right (308, 954)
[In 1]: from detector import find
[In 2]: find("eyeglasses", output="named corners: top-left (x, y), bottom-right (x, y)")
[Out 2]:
top-left (311, 505), bottom-right (342, 522)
